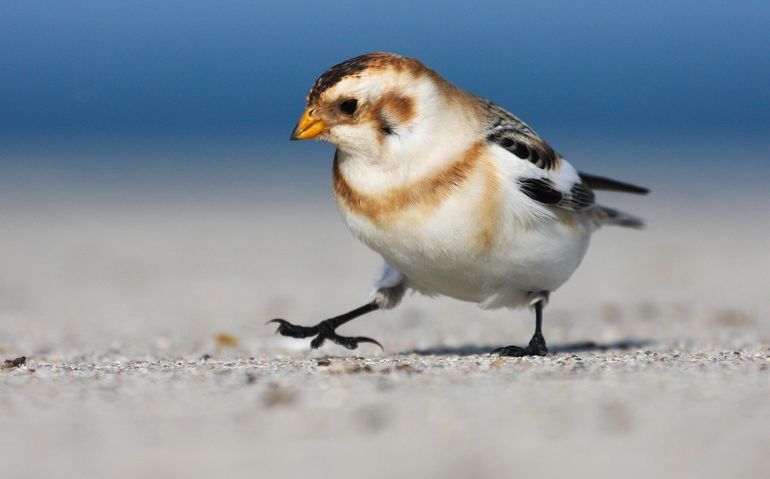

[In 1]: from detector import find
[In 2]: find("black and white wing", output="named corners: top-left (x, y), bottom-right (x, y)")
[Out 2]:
top-left (481, 98), bottom-right (648, 212)
top-left (481, 98), bottom-right (562, 171)
top-left (481, 99), bottom-right (595, 211)
top-left (516, 176), bottom-right (596, 211)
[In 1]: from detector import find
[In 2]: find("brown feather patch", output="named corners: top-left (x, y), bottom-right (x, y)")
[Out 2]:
top-left (333, 141), bottom-right (486, 228)
top-left (472, 157), bottom-right (502, 252)
top-left (370, 91), bottom-right (416, 143)
top-left (308, 53), bottom-right (428, 104)
top-left (374, 92), bottom-right (415, 124)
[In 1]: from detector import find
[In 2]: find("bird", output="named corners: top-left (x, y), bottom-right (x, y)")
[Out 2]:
top-left (269, 52), bottom-right (648, 356)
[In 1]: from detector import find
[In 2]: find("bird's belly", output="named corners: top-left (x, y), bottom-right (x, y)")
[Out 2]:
top-left (387, 224), bottom-right (590, 308)
top-left (337, 192), bottom-right (592, 308)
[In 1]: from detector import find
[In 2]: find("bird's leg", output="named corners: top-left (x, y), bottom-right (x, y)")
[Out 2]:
top-left (268, 302), bottom-right (382, 350)
top-left (492, 292), bottom-right (549, 357)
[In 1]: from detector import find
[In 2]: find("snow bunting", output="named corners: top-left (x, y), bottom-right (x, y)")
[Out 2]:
top-left (270, 52), bottom-right (648, 356)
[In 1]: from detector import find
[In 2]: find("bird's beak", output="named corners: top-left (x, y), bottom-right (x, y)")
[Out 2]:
top-left (290, 108), bottom-right (326, 141)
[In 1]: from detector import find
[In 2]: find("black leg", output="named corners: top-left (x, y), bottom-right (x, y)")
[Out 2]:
top-left (268, 302), bottom-right (383, 350)
top-left (492, 298), bottom-right (549, 357)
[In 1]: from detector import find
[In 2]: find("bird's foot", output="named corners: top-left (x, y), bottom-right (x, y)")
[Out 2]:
top-left (267, 318), bottom-right (383, 351)
top-left (492, 332), bottom-right (548, 357)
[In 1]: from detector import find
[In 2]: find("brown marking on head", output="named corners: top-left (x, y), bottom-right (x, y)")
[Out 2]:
top-left (378, 92), bottom-right (415, 123)
top-left (307, 53), bottom-right (430, 104)
top-left (472, 157), bottom-right (502, 252)
top-left (368, 91), bottom-right (417, 144)
top-left (333, 141), bottom-right (486, 228)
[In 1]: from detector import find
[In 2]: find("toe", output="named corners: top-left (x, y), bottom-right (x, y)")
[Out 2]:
top-left (527, 334), bottom-right (548, 356)
top-left (329, 334), bottom-right (383, 351)
top-left (267, 319), bottom-right (319, 338)
top-left (351, 336), bottom-right (384, 351)
top-left (267, 318), bottom-right (382, 351)
top-left (492, 344), bottom-right (548, 357)
top-left (310, 335), bottom-right (326, 349)
top-left (491, 345), bottom-right (527, 357)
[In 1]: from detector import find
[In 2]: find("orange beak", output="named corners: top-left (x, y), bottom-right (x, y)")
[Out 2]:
top-left (290, 108), bottom-right (326, 140)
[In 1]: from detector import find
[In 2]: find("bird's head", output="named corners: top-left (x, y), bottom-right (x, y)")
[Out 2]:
top-left (291, 53), bottom-right (472, 160)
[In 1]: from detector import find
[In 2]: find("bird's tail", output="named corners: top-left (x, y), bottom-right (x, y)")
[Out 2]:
top-left (595, 206), bottom-right (645, 229)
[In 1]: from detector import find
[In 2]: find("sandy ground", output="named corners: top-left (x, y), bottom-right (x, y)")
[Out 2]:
top-left (1, 174), bottom-right (769, 479)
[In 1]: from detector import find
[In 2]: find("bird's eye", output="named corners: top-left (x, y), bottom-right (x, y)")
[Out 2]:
top-left (339, 99), bottom-right (358, 115)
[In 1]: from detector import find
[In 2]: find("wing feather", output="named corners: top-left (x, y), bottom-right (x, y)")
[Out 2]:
top-left (518, 176), bottom-right (595, 211)
top-left (480, 98), bottom-right (593, 211)
top-left (480, 98), bottom-right (561, 171)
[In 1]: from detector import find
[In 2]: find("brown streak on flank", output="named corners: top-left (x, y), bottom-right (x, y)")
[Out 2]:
top-left (334, 141), bottom-right (486, 228)
top-left (554, 208), bottom-right (581, 231)
top-left (473, 157), bottom-right (502, 253)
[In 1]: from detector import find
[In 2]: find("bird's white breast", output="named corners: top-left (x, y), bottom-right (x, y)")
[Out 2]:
top-left (333, 144), bottom-right (593, 309)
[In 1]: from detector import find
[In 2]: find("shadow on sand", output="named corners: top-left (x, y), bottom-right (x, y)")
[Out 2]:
top-left (401, 339), bottom-right (652, 357)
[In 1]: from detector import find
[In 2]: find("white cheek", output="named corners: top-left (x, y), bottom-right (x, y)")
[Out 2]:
top-left (329, 124), bottom-right (381, 156)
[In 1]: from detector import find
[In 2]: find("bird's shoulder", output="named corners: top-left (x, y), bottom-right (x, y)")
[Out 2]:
top-left (474, 98), bottom-right (594, 211)
top-left (476, 97), bottom-right (562, 171)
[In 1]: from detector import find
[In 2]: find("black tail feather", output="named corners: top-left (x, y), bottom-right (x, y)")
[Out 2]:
top-left (598, 206), bottom-right (645, 229)
top-left (579, 172), bottom-right (649, 195)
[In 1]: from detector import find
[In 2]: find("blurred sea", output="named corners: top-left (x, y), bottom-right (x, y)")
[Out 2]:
top-left (1, 1), bottom-right (768, 226)
top-left (1, 129), bottom-right (767, 213)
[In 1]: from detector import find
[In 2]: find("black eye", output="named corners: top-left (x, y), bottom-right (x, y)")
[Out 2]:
top-left (339, 99), bottom-right (358, 115)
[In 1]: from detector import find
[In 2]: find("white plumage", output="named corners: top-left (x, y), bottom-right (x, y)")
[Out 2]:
top-left (272, 52), bottom-right (648, 355)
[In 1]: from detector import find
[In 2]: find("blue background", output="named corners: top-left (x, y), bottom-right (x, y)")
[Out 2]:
top-left (1, 1), bottom-right (768, 186)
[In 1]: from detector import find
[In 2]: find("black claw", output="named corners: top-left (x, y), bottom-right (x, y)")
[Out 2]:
top-left (267, 319), bottom-right (319, 338)
top-left (492, 345), bottom-right (529, 357)
top-left (267, 317), bottom-right (383, 351)
top-left (311, 329), bottom-right (383, 351)
top-left (334, 335), bottom-right (384, 351)
top-left (490, 345), bottom-right (511, 356)
top-left (310, 334), bottom-right (326, 349)
top-left (356, 337), bottom-right (384, 351)
top-left (492, 333), bottom-right (548, 357)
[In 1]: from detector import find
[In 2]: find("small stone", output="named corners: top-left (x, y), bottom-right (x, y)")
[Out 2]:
top-left (1, 356), bottom-right (26, 369)
top-left (262, 383), bottom-right (296, 408)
